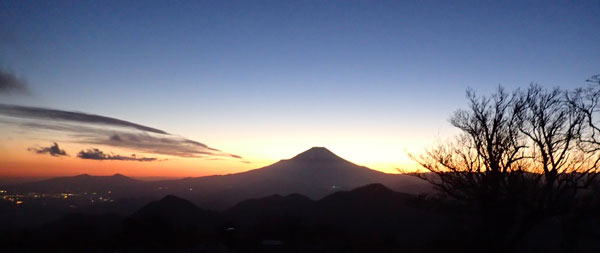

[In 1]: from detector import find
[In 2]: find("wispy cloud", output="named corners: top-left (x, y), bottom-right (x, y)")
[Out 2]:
top-left (77, 148), bottom-right (157, 162)
top-left (28, 142), bottom-right (68, 157)
top-left (92, 133), bottom-right (239, 158)
top-left (0, 104), bottom-right (167, 134)
top-left (0, 104), bottom-right (242, 160)
top-left (0, 69), bottom-right (29, 95)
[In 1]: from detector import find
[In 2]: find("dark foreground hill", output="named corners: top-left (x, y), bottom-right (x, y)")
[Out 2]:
top-left (0, 184), bottom-right (452, 252)
top-left (130, 195), bottom-right (221, 226)
top-left (3, 183), bottom-right (600, 253)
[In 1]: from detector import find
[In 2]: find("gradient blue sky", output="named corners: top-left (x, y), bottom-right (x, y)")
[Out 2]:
top-left (1, 1), bottom-right (599, 176)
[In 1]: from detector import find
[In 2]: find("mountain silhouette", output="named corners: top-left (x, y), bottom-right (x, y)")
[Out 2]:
top-left (131, 195), bottom-right (220, 225)
top-left (8, 147), bottom-right (429, 209)
top-left (313, 183), bottom-right (447, 240)
top-left (132, 195), bottom-right (201, 219)
top-left (228, 193), bottom-right (315, 215)
top-left (130, 185), bottom-right (444, 248)
top-left (290, 146), bottom-right (349, 161)
top-left (6, 185), bottom-right (451, 252)
top-left (317, 183), bottom-right (417, 219)
top-left (225, 193), bottom-right (316, 229)
top-left (253, 147), bottom-right (395, 188)
top-left (122, 195), bottom-right (222, 249)
top-left (7, 173), bottom-right (146, 197)
top-left (155, 147), bottom-right (428, 209)
top-left (222, 184), bottom-right (426, 234)
top-left (132, 195), bottom-right (211, 220)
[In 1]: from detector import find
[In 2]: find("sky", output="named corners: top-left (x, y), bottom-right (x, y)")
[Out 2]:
top-left (0, 0), bottom-right (599, 178)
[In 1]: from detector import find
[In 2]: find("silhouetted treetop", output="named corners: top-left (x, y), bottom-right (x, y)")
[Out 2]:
top-left (411, 75), bottom-right (600, 253)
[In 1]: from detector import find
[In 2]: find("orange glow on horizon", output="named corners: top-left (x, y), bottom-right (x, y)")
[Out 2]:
top-left (0, 140), bottom-right (425, 179)
top-left (0, 122), bottom-right (435, 179)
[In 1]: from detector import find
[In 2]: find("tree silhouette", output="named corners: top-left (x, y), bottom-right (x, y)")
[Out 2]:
top-left (412, 76), bottom-right (600, 252)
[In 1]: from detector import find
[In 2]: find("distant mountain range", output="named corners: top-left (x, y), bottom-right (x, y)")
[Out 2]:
top-left (6, 173), bottom-right (149, 196)
top-left (7, 147), bottom-right (429, 209)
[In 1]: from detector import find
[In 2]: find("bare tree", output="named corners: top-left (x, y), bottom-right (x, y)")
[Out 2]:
top-left (413, 87), bottom-right (528, 201)
top-left (412, 78), bottom-right (600, 252)
top-left (411, 86), bottom-right (531, 252)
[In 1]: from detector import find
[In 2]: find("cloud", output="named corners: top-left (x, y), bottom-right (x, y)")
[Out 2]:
top-left (0, 104), bottom-right (242, 159)
top-left (77, 148), bottom-right (158, 162)
top-left (28, 142), bottom-right (68, 157)
top-left (105, 133), bottom-right (240, 159)
top-left (93, 133), bottom-right (237, 158)
top-left (0, 69), bottom-right (29, 95)
top-left (19, 123), bottom-right (238, 159)
top-left (0, 104), bottom-right (167, 134)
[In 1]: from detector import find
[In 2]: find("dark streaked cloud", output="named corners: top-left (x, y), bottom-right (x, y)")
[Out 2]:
top-left (28, 142), bottom-right (67, 157)
top-left (98, 133), bottom-right (222, 158)
top-left (0, 69), bottom-right (29, 95)
top-left (0, 104), bottom-right (167, 134)
top-left (17, 122), bottom-right (219, 157)
top-left (15, 121), bottom-right (240, 159)
top-left (104, 133), bottom-right (241, 158)
top-left (77, 148), bottom-right (157, 162)
top-left (0, 104), bottom-right (242, 160)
